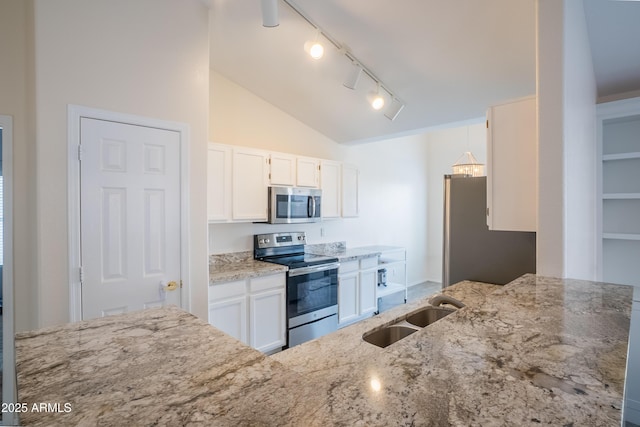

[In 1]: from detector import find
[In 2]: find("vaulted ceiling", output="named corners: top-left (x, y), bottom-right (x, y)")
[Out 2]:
top-left (209, 0), bottom-right (640, 144)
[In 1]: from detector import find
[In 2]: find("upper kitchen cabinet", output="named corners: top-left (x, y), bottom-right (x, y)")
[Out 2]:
top-left (207, 143), bottom-right (269, 222)
top-left (268, 153), bottom-right (320, 188)
top-left (296, 156), bottom-right (320, 188)
top-left (486, 95), bottom-right (537, 232)
top-left (269, 152), bottom-right (296, 186)
top-left (597, 97), bottom-right (640, 287)
top-left (342, 163), bottom-right (359, 217)
top-left (207, 143), bottom-right (232, 221)
top-left (232, 147), bottom-right (269, 221)
top-left (320, 160), bottom-right (341, 219)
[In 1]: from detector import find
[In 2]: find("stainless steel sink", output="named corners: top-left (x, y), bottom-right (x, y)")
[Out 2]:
top-left (362, 325), bottom-right (419, 348)
top-left (405, 306), bottom-right (455, 328)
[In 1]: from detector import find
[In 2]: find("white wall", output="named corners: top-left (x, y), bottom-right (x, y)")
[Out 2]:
top-left (0, 0), bottom-right (37, 331)
top-left (536, 0), bottom-right (598, 279)
top-left (426, 122), bottom-right (487, 283)
top-left (537, 0), bottom-right (566, 277)
top-left (563, 0), bottom-right (597, 280)
top-left (32, 0), bottom-right (210, 327)
top-left (209, 71), bottom-right (485, 286)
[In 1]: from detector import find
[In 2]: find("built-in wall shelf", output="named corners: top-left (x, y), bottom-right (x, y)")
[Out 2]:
top-left (603, 193), bottom-right (640, 200)
top-left (371, 247), bottom-right (407, 303)
top-left (603, 152), bottom-right (640, 161)
top-left (603, 233), bottom-right (640, 241)
top-left (598, 98), bottom-right (640, 290)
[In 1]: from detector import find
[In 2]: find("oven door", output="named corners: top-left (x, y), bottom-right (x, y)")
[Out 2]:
top-left (287, 263), bottom-right (338, 327)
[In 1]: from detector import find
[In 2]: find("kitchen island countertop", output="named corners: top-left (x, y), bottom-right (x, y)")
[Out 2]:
top-left (16, 275), bottom-right (633, 426)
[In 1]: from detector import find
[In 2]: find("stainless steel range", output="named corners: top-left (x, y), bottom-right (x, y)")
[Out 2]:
top-left (254, 232), bottom-right (339, 348)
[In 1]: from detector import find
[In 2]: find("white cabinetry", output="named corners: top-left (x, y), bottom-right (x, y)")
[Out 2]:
top-left (486, 95), bottom-right (537, 232)
top-left (208, 280), bottom-right (247, 343)
top-left (296, 156), bottom-right (320, 188)
top-left (320, 160), bottom-right (341, 218)
top-left (597, 98), bottom-right (640, 286)
top-left (207, 143), bottom-right (232, 221)
top-left (232, 147), bottom-right (269, 221)
top-left (207, 142), bottom-right (359, 220)
top-left (209, 273), bottom-right (286, 353)
top-left (342, 163), bottom-right (359, 218)
top-left (269, 152), bottom-right (296, 186)
top-left (338, 256), bottom-right (378, 327)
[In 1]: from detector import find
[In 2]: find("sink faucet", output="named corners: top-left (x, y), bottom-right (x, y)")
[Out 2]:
top-left (428, 294), bottom-right (465, 309)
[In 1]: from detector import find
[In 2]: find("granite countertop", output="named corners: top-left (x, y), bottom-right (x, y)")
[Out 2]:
top-left (209, 251), bottom-right (287, 285)
top-left (306, 242), bottom-right (398, 262)
top-left (15, 275), bottom-right (634, 426)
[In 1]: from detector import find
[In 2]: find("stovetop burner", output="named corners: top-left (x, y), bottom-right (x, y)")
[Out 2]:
top-left (262, 253), bottom-right (339, 269)
top-left (253, 231), bottom-right (338, 269)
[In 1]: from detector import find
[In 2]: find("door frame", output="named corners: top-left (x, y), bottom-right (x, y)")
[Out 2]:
top-left (0, 115), bottom-right (16, 426)
top-left (68, 105), bottom-right (191, 322)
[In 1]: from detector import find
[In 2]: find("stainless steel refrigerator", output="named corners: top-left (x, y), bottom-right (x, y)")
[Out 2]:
top-left (442, 175), bottom-right (536, 287)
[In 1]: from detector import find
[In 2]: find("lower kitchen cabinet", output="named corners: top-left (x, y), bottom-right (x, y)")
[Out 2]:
top-left (209, 273), bottom-right (286, 353)
top-left (338, 257), bottom-right (378, 327)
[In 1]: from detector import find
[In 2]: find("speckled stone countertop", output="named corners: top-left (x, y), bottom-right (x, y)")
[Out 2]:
top-left (209, 251), bottom-right (287, 285)
top-left (307, 242), bottom-right (394, 262)
top-left (15, 275), bottom-right (633, 426)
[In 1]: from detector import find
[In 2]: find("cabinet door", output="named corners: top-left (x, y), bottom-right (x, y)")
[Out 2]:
top-left (297, 157), bottom-right (320, 188)
top-left (359, 269), bottom-right (378, 315)
top-left (320, 160), bottom-right (341, 218)
top-left (249, 287), bottom-right (286, 353)
top-left (232, 148), bottom-right (268, 221)
top-left (486, 96), bottom-right (537, 232)
top-left (270, 153), bottom-right (296, 186)
top-left (209, 296), bottom-right (248, 344)
top-left (207, 143), bottom-right (232, 221)
top-left (338, 272), bottom-right (359, 325)
top-left (342, 164), bottom-right (359, 217)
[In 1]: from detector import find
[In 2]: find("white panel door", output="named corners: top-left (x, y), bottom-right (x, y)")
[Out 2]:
top-left (338, 272), bottom-right (359, 325)
top-left (320, 160), bottom-right (341, 218)
top-left (80, 118), bottom-right (182, 319)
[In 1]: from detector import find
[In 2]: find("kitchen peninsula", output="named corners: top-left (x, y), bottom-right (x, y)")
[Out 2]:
top-left (15, 275), bottom-right (633, 426)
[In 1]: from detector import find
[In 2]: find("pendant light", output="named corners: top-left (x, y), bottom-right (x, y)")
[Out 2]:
top-left (452, 151), bottom-right (484, 176)
top-left (452, 127), bottom-right (484, 176)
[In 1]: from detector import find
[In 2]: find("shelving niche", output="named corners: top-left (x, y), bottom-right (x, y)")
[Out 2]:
top-left (598, 100), bottom-right (640, 286)
top-left (376, 247), bottom-right (407, 301)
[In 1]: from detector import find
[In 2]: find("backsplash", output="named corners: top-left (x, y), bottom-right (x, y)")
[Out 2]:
top-left (209, 251), bottom-right (253, 266)
top-left (306, 241), bottom-right (346, 254)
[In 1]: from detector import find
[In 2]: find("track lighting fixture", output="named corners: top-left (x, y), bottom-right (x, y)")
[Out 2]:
top-left (384, 98), bottom-right (405, 121)
top-left (370, 84), bottom-right (385, 111)
top-left (261, 0), bottom-right (279, 28)
top-left (343, 63), bottom-right (363, 90)
top-left (304, 30), bottom-right (324, 60)
top-left (279, 0), bottom-right (404, 119)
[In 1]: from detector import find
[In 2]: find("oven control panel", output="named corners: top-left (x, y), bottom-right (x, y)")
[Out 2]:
top-left (255, 232), bottom-right (306, 249)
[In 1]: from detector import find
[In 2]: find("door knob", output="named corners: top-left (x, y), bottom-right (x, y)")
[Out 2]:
top-left (160, 280), bottom-right (179, 293)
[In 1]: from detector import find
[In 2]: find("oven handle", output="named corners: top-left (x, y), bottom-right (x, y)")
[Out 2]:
top-left (288, 262), bottom-right (339, 277)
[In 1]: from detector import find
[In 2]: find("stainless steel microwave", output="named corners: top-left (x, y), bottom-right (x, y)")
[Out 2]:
top-left (268, 186), bottom-right (322, 224)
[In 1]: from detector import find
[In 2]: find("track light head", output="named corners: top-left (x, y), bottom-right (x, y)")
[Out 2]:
top-left (261, 0), bottom-right (279, 27)
top-left (343, 63), bottom-right (362, 90)
top-left (385, 98), bottom-right (405, 121)
top-left (369, 83), bottom-right (385, 110)
top-left (305, 41), bottom-right (324, 59)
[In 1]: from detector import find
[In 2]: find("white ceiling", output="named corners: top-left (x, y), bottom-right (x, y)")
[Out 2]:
top-left (210, 0), bottom-right (640, 144)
